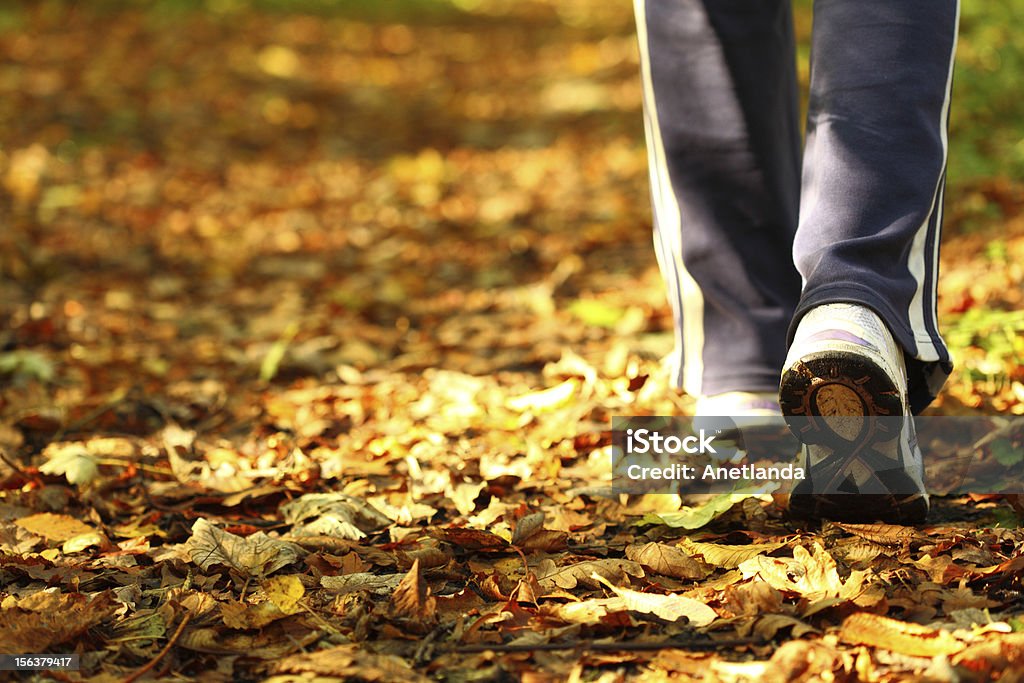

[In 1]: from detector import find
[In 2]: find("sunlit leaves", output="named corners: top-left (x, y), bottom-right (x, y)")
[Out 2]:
top-left (184, 518), bottom-right (301, 578)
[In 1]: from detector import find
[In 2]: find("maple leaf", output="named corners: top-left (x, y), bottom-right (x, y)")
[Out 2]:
top-left (738, 543), bottom-right (880, 606)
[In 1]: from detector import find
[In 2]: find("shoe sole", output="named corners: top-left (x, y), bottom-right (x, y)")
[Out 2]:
top-left (779, 350), bottom-right (928, 524)
top-left (779, 350), bottom-right (902, 446)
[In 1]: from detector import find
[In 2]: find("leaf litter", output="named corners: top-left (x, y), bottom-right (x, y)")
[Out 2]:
top-left (0, 0), bottom-right (1022, 681)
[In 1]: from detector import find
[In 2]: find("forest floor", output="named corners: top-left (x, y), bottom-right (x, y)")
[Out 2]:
top-left (1, 1), bottom-right (1024, 681)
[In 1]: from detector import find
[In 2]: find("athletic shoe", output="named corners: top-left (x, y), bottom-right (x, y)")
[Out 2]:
top-left (695, 391), bottom-right (795, 462)
top-left (779, 304), bottom-right (929, 523)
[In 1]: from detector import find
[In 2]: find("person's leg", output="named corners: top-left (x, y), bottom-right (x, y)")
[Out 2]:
top-left (634, 0), bottom-right (803, 403)
top-left (791, 0), bottom-right (959, 414)
top-left (781, 0), bottom-right (959, 522)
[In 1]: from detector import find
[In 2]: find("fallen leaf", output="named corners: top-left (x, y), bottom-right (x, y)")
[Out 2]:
top-left (680, 539), bottom-right (785, 569)
top-left (833, 523), bottom-right (926, 546)
top-left (641, 494), bottom-right (747, 529)
top-left (15, 513), bottom-right (95, 542)
top-left (951, 632), bottom-right (1024, 677)
top-left (752, 614), bottom-right (819, 640)
top-left (592, 574), bottom-right (717, 627)
top-left (505, 379), bottom-right (578, 413)
top-left (0, 591), bottom-right (117, 652)
top-left (536, 558), bottom-right (644, 591)
top-left (273, 644), bottom-right (433, 682)
top-left (184, 518), bottom-right (301, 578)
top-left (449, 481), bottom-right (486, 515)
top-left (512, 512), bottom-right (568, 552)
top-left (39, 444), bottom-right (99, 485)
top-left (321, 572), bottom-right (404, 595)
top-left (723, 580), bottom-right (784, 617)
top-left (265, 574), bottom-right (305, 615)
top-left (625, 542), bottom-right (711, 580)
top-left (429, 527), bottom-right (510, 551)
top-left (221, 600), bottom-right (290, 630)
top-left (839, 612), bottom-right (966, 657)
top-left (390, 558), bottom-right (436, 623)
top-left (281, 493), bottom-right (391, 540)
top-left (739, 543), bottom-right (879, 605)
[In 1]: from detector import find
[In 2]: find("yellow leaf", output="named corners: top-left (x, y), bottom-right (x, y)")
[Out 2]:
top-left (591, 573), bottom-right (717, 627)
top-left (264, 575), bottom-right (305, 615)
top-left (840, 613), bottom-right (966, 657)
top-left (62, 532), bottom-right (105, 554)
top-left (15, 513), bottom-right (94, 542)
top-left (505, 379), bottom-right (578, 413)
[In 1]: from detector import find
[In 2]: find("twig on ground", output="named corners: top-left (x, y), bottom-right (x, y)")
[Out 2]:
top-left (454, 637), bottom-right (764, 654)
top-left (122, 611), bottom-right (192, 683)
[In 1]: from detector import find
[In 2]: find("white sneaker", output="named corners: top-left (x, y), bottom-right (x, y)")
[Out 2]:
top-left (779, 303), bottom-right (929, 523)
top-left (694, 391), bottom-right (792, 462)
top-left (695, 391), bottom-right (782, 418)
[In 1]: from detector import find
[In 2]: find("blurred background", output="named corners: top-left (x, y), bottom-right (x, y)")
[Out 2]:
top-left (0, 0), bottom-right (1021, 441)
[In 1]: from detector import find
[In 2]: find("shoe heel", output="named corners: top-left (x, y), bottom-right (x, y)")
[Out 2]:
top-left (779, 350), bottom-right (903, 448)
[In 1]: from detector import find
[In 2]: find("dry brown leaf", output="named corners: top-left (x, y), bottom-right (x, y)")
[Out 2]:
top-left (739, 543), bottom-right (875, 604)
top-left (281, 492), bottom-right (391, 540)
top-left (221, 600), bottom-right (289, 630)
top-left (833, 539), bottom-right (887, 565)
top-left (14, 512), bottom-right (94, 542)
top-left (833, 522), bottom-right (926, 546)
top-left (435, 588), bottom-right (486, 617)
top-left (273, 644), bottom-right (433, 683)
top-left (449, 481), bottom-right (486, 515)
top-left (184, 518), bottom-right (301, 578)
top-left (761, 639), bottom-right (846, 682)
top-left (321, 572), bottom-right (404, 595)
top-left (839, 612), bottom-right (966, 657)
top-left (429, 527), bottom-right (510, 551)
top-left (505, 379), bottom-right (578, 413)
top-left (396, 545), bottom-right (450, 571)
top-left (179, 623), bottom-right (319, 658)
top-left (511, 512), bottom-right (545, 544)
top-left (722, 580), bottom-right (784, 617)
top-left (752, 614), bottom-right (818, 640)
top-left (536, 558), bottom-right (645, 591)
top-left (512, 512), bottom-right (568, 552)
top-left (0, 591), bottom-right (117, 652)
top-left (390, 558), bottom-right (437, 623)
top-left (546, 597), bottom-right (623, 625)
top-left (680, 538), bottom-right (784, 569)
top-left (951, 632), bottom-right (1024, 676)
top-left (625, 542), bottom-right (711, 580)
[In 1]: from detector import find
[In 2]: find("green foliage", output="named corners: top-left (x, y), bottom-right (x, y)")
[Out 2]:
top-left (260, 322), bottom-right (300, 383)
top-left (792, 0), bottom-right (1024, 209)
top-left (0, 350), bottom-right (55, 384)
top-left (949, 0), bottom-right (1024, 187)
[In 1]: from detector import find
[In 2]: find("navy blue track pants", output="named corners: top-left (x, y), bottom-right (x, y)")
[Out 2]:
top-left (635, 0), bottom-right (958, 413)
